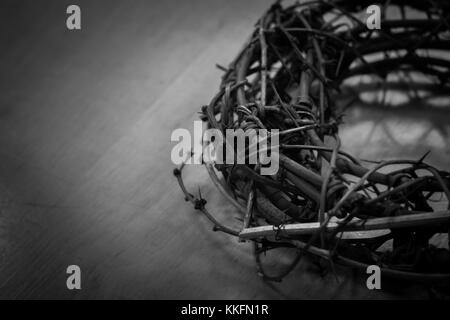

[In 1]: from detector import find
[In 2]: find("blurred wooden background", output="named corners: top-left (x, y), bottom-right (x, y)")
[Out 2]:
top-left (0, 0), bottom-right (448, 299)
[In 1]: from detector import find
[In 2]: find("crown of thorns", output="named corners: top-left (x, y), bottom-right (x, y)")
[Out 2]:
top-left (175, 0), bottom-right (450, 286)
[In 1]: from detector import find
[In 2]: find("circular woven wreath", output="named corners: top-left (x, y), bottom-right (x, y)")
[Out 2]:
top-left (175, 0), bottom-right (450, 285)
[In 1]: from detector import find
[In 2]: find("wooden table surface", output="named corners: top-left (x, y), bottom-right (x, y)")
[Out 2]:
top-left (0, 0), bottom-right (448, 299)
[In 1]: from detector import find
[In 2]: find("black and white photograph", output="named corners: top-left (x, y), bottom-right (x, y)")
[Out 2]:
top-left (1, 0), bottom-right (450, 303)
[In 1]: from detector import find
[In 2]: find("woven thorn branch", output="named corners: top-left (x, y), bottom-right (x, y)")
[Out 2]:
top-left (174, 0), bottom-right (450, 286)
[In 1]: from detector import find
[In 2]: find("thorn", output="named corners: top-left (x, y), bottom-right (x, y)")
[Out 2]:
top-left (194, 198), bottom-right (207, 210)
top-left (418, 150), bottom-right (431, 163)
top-left (216, 64), bottom-right (228, 72)
top-left (173, 168), bottom-right (181, 177)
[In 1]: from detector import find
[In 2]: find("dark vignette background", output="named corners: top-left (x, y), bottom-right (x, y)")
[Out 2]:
top-left (0, 0), bottom-right (448, 299)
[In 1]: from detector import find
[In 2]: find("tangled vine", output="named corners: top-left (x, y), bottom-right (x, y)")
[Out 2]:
top-left (174, 0), bottom-right (450, 287)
